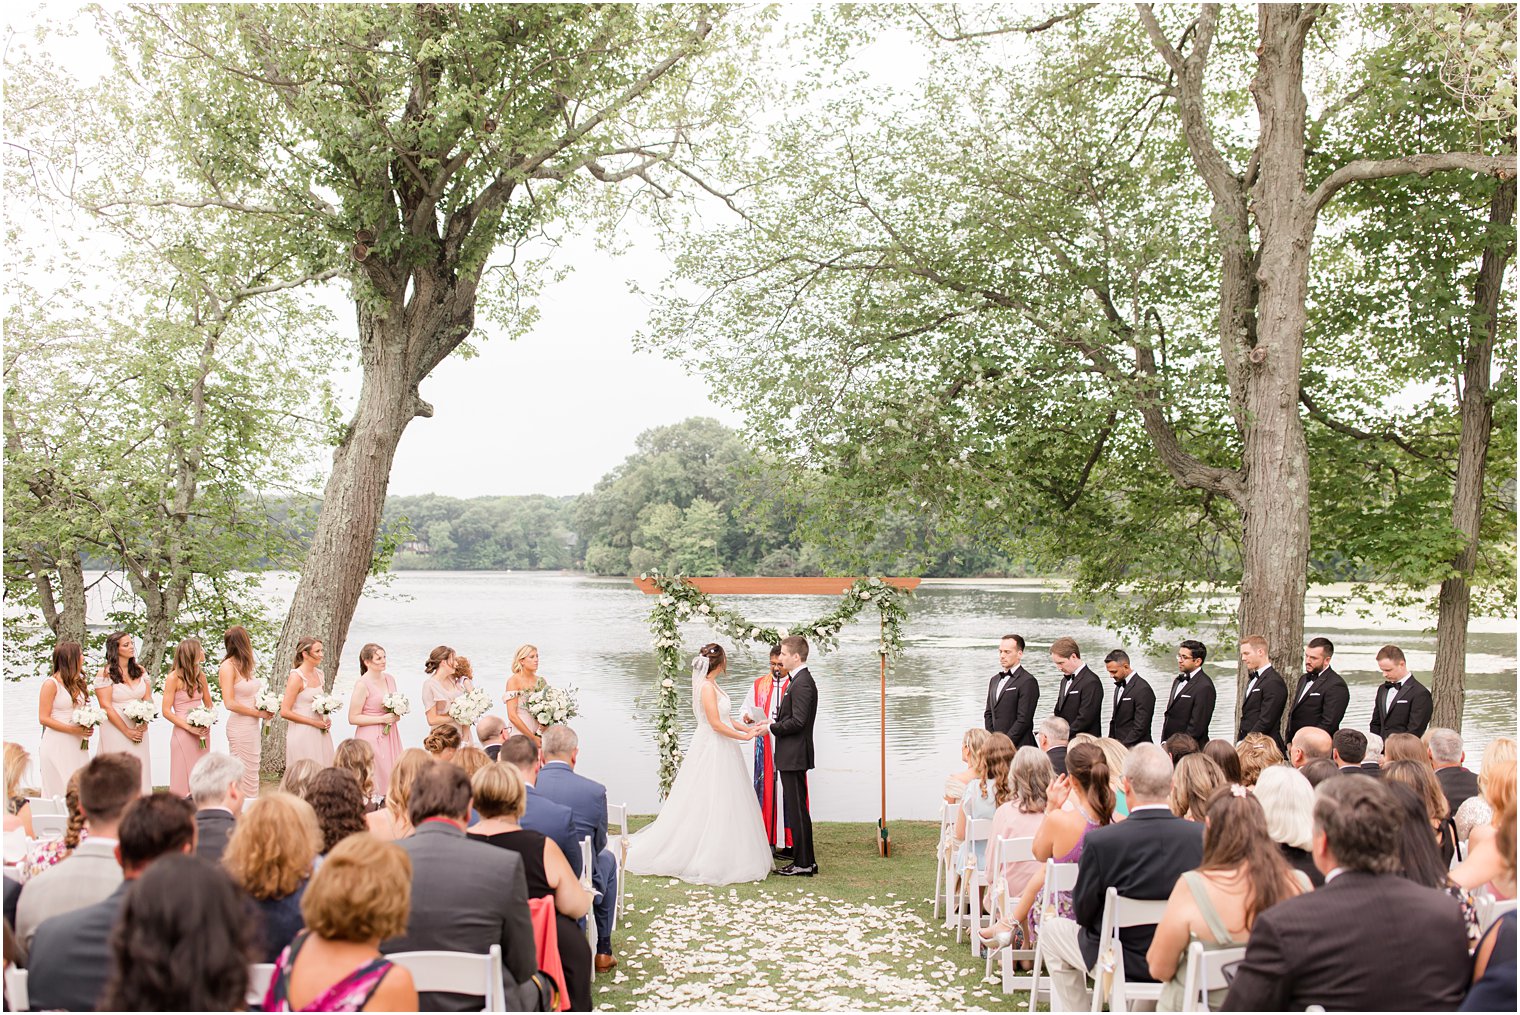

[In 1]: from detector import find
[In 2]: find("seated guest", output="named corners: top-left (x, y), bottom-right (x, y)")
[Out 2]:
top-left (1235, 733), bottom-right (1283, 788)
top-left (1461, 804), bottom-right (1517, 1013)
top-left (1362, 738), bottom-right (1384, 774)
top-left (977, 746), bottom-right (1054, 948)
top-left (15, 768), bottom-right (86, 882)
top-left (15, 752), bottom-right (140, 946)
top-left (3, 743), bottom-right (34, 847)
top-left (947, 728), bottom-right (991, 804)
top-left (1202, 739), bottom-right (1243, 785)
top-left (1148, 785), bottom-right (1309, 1009)
top-left (1382, 732), bottom-right (1430, 766)
top-left (334, 738), bottom-right (380, 810)
top-left (1453, 764), bottom-right (1517, 898)
top-left (280, 757), bottom-right (322, 798)
top-left (263, 833), bottom-right (418, 1012)
top-left (383, 761), bottom-right (546, 1010)
top-left (1094, 737), bottom-right (1131, 817)
top-left (1288, 726), bottom-right (1332, 769)
top-left (189, 752), bottom-right (244, 863)
top-left (1162, 733), bottom-right (1199, 765)
top-left (956, 733), bottom-right (1015, 871)
top-left (1426, 727), bottom-right (1480, 817)
top-left (1382, 759), bottom-right (1458, 865)
top-left (1038, 717), bottom-right (1069, 776)
top-left (367, 748), bottom-right (431, 842)
top-left (500, 735), bottom-right (582, 878)
top-left (1299, 758), bottom-right (1340, 788)
top-left (537, 724), bottom-right (618, 973)
top-left (423, 723), bottom-right (462, 762)
top-left (1455, 736), bottom-right (1516, 842)
top-left (26, 792), bottom-right (195, 1011)
top-left (101, 853), bottom-right (251, 1010)
top-left (477, 715), bottom-right (507, 761)
top-left (469, 762), bottom-right (593, 1011)
top-left (308, 767), bottom-right (369, 855)
top-left (1168, 753), bottom-right (1226, 824)
top-left (1385, 781), bottom-right (1480, 950)
top-left (1253, 765), bottom-right (1323, 887)
top-left (1221, 776), bottom-right (1471, 1011)
top-left (223, 790), bottom-right (324, 963)
top-left (454, 746), bottom-right (491, 779)
top-left (1332, 728), bottom-right (1371, 774)
top-left (1037, 744), bottom-right (1204, 1011)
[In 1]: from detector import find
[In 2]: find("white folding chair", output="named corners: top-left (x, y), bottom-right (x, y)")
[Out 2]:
top-left (933, 802), bottom-right (954, 922)
top-left (246, 962), bottom-right (276, 1008)
top-left (984, 836), bottom-right (1037, 989)
top-left (580, 836), bottom-right (601, 972)
top-left (1178, 940), bottom-right (1247, 1012)
top-left (1475, 892), bottom-right (1517, 931)
top-left (607, 802), bottom-right (629, 919)
top-left (1091, 886), bottom-right (1169, 1012)
top-left (1027, 859), bottom-right (1083, 1013)
top-left (23, 796), bottom-right (63, 817)
top-left (5, 967), bottom-right (27, 1012)
top-left (388, 945), bottom-right (505, 1012)
top-left (954, 818), bottom-right (994, 948)
top-left (30, 813), bottom-right (66, 840)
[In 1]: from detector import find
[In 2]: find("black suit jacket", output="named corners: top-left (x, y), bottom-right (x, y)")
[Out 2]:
top-left (1159, 669), bottom-right (1215, 743)
top-left (194, 808), bottom-right (236, 864)
top-left (770, 666), bottom-right (818, 771)
top-left (985, 666), bottom-right (1039, 748)
top-left (26, 881), bottom-right (128, 1011)
top-left (1436, 765), bottom-right (1481, 817)
top-left (1046, 745), bottom-right (1068, 776)
top-left (384, 822), bottom-right (543, 1011)
top-left (1236, 665), bottom-right (1288, 751)
top-left (1286, 665), bottom-right (1350, 738)
top-left (1106, 674), bottom-right (1156, 747)
top-left (484, 743), bottom-right (501, 761)
top-left (1222, 871), bottom-right (1469, 1011)
top-left (1369, 676), bottom-right (1433, 739)
top-left (1053, 664), bottom-right (1103, 738)
top-left (1071, 808), bottom-right (1205, 979)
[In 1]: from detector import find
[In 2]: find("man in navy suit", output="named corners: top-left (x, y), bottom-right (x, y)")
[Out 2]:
top-left (536, 724), bottom-right (618, 971)
top-left (499, 734), bottom-right (582, 877)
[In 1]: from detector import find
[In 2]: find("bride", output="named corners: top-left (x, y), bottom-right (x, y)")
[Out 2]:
top-left (623, 643), bottom-right (775, 885)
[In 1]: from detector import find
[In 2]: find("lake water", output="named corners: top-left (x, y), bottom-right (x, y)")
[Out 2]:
top-left (3, 572), bottom-right (1515, 819)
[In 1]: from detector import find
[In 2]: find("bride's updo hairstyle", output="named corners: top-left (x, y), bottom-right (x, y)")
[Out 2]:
top-left (698, 643), bottom-right (726, 674)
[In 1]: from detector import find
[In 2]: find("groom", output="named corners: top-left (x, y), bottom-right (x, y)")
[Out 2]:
top-left (769, 635), bottom-right (818, 876)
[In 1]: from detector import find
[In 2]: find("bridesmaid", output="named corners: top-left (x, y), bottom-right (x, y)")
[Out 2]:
top-left (95, 631), bottom-right (154, 793)
top-left (502, 644), bottom-right (544, 748)
top-left (348, 643), bottom-right (403, 797)
top-left (163, 638), bottom-right (215, 797)
top-left (282, 637), bottom-right (334, 768)
top-left (37, 641), bottom-right (94, 797)
top-left (421, 645), bottom-right (474, 746)
top-left (219, 626), bottom-right (273, 800)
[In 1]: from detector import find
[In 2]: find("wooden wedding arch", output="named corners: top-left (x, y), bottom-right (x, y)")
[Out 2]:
top-left (635, 575), bottom-right (920, 856)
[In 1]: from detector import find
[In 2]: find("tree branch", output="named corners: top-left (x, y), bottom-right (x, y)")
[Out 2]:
top-left (1307, 152), bottom-right (1517, 216)
top-left (907, 4), bottom-right (1097, 42)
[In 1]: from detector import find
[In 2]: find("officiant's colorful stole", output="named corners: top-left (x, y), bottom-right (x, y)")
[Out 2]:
top-left (749, 673), bottom-right (792, 848)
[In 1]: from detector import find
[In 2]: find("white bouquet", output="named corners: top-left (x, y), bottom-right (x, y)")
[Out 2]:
top-left (121, 699), bottom-right (157, 728)
top-left (310, 692), bottom-right (343, 719)
top-left (184, 705), bottom-right (218, 749)
top-left (525, 680), bottom-right (579, 729)
top-left (447, 687), bottom-right (493, 728)
top-left (255, 680), bottom-right (283, 737)
top-left (381, 692), bottom-right (411, 735)
top-left (72, 702), bottom-right (107, 750)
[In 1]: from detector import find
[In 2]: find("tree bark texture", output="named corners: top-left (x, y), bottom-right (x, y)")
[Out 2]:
top-left (1431, 174), bottom-right (1516, 730)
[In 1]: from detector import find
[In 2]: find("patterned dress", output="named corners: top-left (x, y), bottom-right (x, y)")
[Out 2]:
top-left (1027, 806), bottom-right (1100, 943)
top-left (263, 932), bottom-right (396, 1012)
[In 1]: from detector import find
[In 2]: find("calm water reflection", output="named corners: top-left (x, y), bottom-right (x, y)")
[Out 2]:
top-left (3, 572), bottom-right (1515, 819)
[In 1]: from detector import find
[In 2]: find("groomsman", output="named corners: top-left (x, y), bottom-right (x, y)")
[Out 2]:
top-left (1103, 650), bottom-right (1155, 747)
top-left (1287, 637), bottom-right (1350, 739)
top-left (1049, 637), bottom-right (1103, 738)
top-left (1236, 635), bottom-right (1287, 752)
top-left (985, 634), bottom-right (1039, 748)
top-left (1369, 644), bottom-right (1433, 739)
top-left (1161, 640), bottom-right (1216, 743)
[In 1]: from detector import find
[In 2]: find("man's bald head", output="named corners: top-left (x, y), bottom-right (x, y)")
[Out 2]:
top-left (1291, 726), bottom-right (1333, 768)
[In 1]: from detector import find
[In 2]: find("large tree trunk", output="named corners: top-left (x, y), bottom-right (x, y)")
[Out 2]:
top-left (28, 549), bottom-right (89, 647)
top-left (1431, 174), bottom-right (1516, 729)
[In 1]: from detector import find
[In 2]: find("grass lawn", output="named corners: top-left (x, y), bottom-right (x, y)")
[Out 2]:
top-left (595, 818), bottom-right (1035, 1011)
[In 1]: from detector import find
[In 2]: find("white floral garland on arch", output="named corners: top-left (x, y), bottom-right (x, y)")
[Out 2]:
top-left (641, 571), bottom-right (913, 797)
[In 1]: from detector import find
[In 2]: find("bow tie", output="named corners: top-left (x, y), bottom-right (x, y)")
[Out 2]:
top-left (998, 670), bottom-right (1013, 679)
top-left (1248, 670), bottom-right (1259, 680)
top-left (1175, 673), bottom-right (1189, 681)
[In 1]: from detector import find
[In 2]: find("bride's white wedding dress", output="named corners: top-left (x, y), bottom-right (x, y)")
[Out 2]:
top-left (623, 675), bottom-right (773, 886)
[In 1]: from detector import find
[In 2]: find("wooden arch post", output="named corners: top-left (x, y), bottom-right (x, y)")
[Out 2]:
top-left (634, 576), bottom-right (920, 856)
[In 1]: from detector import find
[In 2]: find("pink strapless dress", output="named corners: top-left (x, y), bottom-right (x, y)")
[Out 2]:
top-left (285, 672), bottom-right (334, 768)
top-left (225, 674), bottom-right (262, 797)
top-left (169, 683), bottom-right (212, 796)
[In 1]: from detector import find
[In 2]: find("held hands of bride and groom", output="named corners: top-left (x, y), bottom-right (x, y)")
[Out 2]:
top-left (693, 655), bottom-right (769, 742)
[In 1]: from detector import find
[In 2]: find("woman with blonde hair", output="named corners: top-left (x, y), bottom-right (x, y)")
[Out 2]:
top-left (946, 728), bottom-right (992, 805)
top-left (1095, 737), bottom-right (1132, 817)
top-left (366, 748), bottom-right (430, 842)
top-left (37, 641), bottom-right (95, 796)
top-left (423, 724), bottom-right (462, 762)
top-left (1453, 742), bottom-right (1517, 898)
top-left (954, 733), bottom-right (1016, 873)
top-left (163, 637), bottom-right (216, 796)
top-left (1169, 753), bottom-right (1228, 824)
top-left (334, 738), bottom-right (379, 809)
top-left (979, 746), bottom-right (1054, 948)
top-left (502, 644), bottom-right (546, 747)
top-left (1456, 737), bottom-right (1516, 841)
top-left (1252, 764), bottom-right (1322, 887)
top-left (223, 791), bottom-right (324, 962)
top-left (3, 744), bottom-right (34, 857)
top-left (280, 758), bottom-right (322, 799)
top-left (16, 767), bottom-right (86, 880)
top-left (1235, 732), bottom-right (1284, 788)
top-left (1382, 759), bottom-right (1458, 864)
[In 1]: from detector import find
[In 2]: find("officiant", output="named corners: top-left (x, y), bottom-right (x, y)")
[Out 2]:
top-left (742, 646), bottom-right (795, 854)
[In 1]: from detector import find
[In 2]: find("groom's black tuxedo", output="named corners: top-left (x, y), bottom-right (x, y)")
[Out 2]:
top-left (985, 666), bottom-right (1038, 748)
top-left (769, 664), bottom-right (818, 870)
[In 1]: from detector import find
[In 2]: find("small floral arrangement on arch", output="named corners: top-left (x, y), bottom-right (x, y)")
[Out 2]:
top-left (525, 680), bottom-right (579, 729)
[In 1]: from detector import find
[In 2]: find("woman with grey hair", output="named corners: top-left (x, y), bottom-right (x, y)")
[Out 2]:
top-left (1252, 764), bottom-right (1322, 887)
